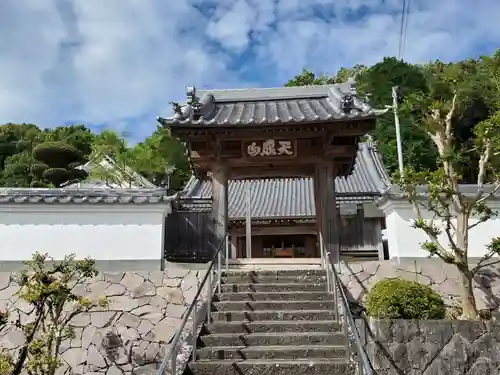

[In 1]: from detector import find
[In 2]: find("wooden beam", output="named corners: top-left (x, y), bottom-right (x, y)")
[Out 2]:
top-left (230, 165), bottom-right (315, 179)
top-left (231, 224), bottom-right (317, 236)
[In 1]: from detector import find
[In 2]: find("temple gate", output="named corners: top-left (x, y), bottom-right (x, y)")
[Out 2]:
top-left (158, 82), bottom-right (382, 263)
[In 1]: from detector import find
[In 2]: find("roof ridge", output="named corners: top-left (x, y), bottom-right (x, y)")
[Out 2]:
top-left (197, 83), bottom-right (346, 94)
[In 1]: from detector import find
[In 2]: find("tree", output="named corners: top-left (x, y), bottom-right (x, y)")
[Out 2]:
top-left (0, 124), bottom-right (94, 188)
top-left (32, 142), bottom-right (88, 187)
top-left (88, 127), bottom-right (191, 191)
top-left (0, 253), bottom-right (107, 375)
top-left (285, 69), bottom-right (337, 86)
top-left (0, 124), bottom-right (45, 187)
top-left (91, 130), bottom-right (127, 159)
top-left (132, 128), bottom-right (191, 191)
top-left (44, 125), bottom-right (95, 158)
top-left (285, 65), bottom-right (366, 87)
top-left (398, 53), bottom-right (500, 319)
top-left (356, 58), bottom-right (439, 174)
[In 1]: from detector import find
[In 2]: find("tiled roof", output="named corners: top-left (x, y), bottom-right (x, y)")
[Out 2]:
top-left (157, 82), bottom-right (384, 127)
top-left (0, 188), bottom-right (175, 205)
top-left (184, 142), bottom-right (390, 218)
top-left (69, 154), bottom-right (158, 189)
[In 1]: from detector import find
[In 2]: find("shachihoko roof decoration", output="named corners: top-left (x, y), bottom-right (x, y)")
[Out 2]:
top-left (157, 82), bottom-right (386, 127)
top-left (183, 142), bottom-right (390, 219)
top-left (0, 188), bottom-right (175, 205)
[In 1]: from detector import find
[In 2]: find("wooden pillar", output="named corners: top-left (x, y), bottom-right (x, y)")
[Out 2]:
top-left (305, 235), bottom-right (317, 257)
top-left (211, 164), bottom-right (229, 244)
top-left (245, 180), bottom-right (252, 258)
top-left (313, 171), bottom-right (324, 264)
top-left (314, 162), bottom-right (340, 265)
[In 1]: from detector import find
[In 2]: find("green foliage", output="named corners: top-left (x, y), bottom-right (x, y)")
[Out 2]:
top-left (132, 127), bottom-right (190, 191)
top-left (358, 58), bottom-right (440, 174)
top-left (285, 66), bottom-right (367, 87)
top-left (0, 123), bottom-right (47, 187)
top-left (0, 124), bottom-right (96, 188)
top-left (88, 127), bottom-right (190, 191)
top-left (0, 253), bottom-right (107, 375)
top-left (285, 69), bottom-right (337, 86)
top-left (32, 142), bottom-right (87, 187)
top-left (365, 279), bottom-right (446, 320)
top-left (33, 142), bottom-right (84, 167)
top-left (0, 122), bottom-right (192, 191)
top-left (45, 125), bottom-right (95, 157)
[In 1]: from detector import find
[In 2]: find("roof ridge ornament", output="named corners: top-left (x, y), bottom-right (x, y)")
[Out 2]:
top-left (186, 86), bottom-right (202, 112)
top-left (341, 94), bottom-right (355, 113)
top-left (347, 77), bottom-right (357, 96)
top-left (340, 78), bottom-right (358, 114)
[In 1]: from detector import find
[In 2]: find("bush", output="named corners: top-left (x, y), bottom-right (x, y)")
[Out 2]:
top-left (365, 278), bottom-right (446, 319)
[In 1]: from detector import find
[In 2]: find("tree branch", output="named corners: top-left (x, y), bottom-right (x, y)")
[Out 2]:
top-left (416, 197), bottom-right (459, 252)
top-left (445, 93), bottom-right (457, 138)
top-left (427, 93), bottom-right (464, 213)
top-left (472, 254), bottom-right (500, 274)
top-left (469, 217), bottom-right (489, 231)
top-left (410, 199), bottom-right (456, 262)
top-left (476, 182), bottom-right (500, 205)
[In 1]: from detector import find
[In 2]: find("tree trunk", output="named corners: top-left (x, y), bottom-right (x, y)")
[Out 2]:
top-left (458, 269), bottom-right (479, 319)
top-left (455, 213), bottom-right (478, 319)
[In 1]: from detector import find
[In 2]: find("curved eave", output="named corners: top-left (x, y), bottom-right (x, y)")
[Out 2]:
top-left (157, 112), bottom-right (378, 128)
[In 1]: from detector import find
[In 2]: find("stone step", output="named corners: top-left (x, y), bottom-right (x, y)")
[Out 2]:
top-left (222, 276), bottom-right (327, 284)
top-left (211, 309), bottom-right (335, 322)
top-left (199, 332), bottom-right (346, 347)
top-left (222, 271), bottom-right (327, 281)
top-left (185, 359), bottom-right (354, 375)
top-left (204, 320), bottom-right (342, 334)
top-left (220, 283), bottom-right (327, 293)
top-left (223, 270), bottom-right (326, 277)
top-left (195, 344), bottom-right (347, 360)
top-left (213, 300), bottom-right (334, 312)
top-left (215, 292), bottom-right (333, 302)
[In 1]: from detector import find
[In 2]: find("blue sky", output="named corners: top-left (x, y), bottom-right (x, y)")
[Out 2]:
top-left (1, 0), bottom-right (499, 142)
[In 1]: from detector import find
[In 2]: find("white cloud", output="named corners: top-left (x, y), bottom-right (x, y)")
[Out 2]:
top-left (0, 0), bottom-right (499, 138)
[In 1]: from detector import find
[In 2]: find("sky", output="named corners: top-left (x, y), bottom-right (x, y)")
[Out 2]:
top-left (1, 0), bottom-right (499, 142)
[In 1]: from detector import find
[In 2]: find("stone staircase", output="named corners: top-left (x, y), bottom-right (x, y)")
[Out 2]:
top-left (183, 269), bottom-right (353, 375)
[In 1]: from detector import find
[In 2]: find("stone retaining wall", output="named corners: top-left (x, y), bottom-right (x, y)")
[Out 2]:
top-left (364, 318), bottom-right (500, 375)
top-left (338, 259), bottom-right (500, 312)
top-left (0, 264), bottom-right (209, 375)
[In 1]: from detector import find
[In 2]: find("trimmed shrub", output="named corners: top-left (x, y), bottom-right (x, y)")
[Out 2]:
top-left (365, 278), bottom-right (446, 319)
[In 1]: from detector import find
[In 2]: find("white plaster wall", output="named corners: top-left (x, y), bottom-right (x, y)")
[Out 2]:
top-left (0, 204), bottom-right (171, 261)
top-left (380, 200), bottom-right (500, 259)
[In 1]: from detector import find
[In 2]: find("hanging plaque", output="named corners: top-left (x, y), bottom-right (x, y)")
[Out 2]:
top-left (245, 139), bottom-right (296, 157)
